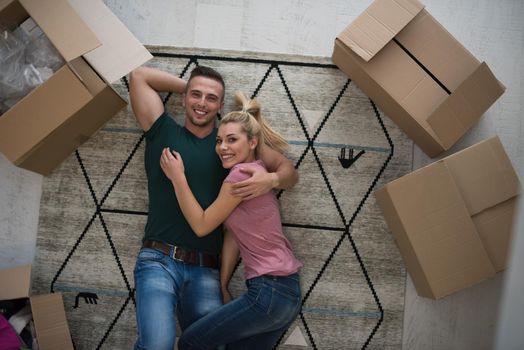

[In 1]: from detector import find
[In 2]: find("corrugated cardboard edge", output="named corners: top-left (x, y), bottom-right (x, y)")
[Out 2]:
top-left (336, 0), bottom-right (424, 61)
top-left (427, 63), bottom-right (506, 149)
top-left (68, 0), bottom-right (153, 84)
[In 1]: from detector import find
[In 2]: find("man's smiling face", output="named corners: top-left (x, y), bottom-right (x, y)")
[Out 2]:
top-left (183, 76), bottom-right (224, 129)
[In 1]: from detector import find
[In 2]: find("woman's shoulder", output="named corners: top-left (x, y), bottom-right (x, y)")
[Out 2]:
top-left (232, 160), bottom-right (267, 173)
top-left (225, 160), bottom-right (266, 183)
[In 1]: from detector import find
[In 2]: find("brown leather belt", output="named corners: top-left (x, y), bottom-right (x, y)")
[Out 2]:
top-left (142, 239), bottom-right (219, 269)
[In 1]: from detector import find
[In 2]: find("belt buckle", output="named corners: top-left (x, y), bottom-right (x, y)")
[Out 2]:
top-left (171, 245), bottom-right (184, 262)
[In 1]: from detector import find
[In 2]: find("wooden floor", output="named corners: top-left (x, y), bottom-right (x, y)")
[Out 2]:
top-left (1, 0), bottom-right (523, 348)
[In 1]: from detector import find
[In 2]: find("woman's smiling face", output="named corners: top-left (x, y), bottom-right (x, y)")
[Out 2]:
top-left (215, 122), bottom-right (257, 169)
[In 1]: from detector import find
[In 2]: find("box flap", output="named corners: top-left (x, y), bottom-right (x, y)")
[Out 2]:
top-left (17, 85), bottom-right (126, 175)
top-left (0, 0), bottom-right (29, 24)
top-left (68, 0), bottom-right (152, 83)
top-left (444, 136), bottom-right (521, 216)
top-left (332, 38), bottom-right (446, 157)
top-left (426, 63), bottom-right (506, 149)
top-left (375, 161), bottom-right (495, 298)
top-left (30, 293), bottom-right (73, 350)
top-left (0, 65), bottom-right (93, 164)
top-left (19, 0), bottom-right (100, 62)
top-left (375, 185), bottom-right (435, 297)
top-left (395, 10), bottom-right (480, 92)
top-left (472, 196), bottom-right (519, 272)
top-left (0, 265), bottom-right (31, 300)
top-left (337, 0), bottom-right (424, 62)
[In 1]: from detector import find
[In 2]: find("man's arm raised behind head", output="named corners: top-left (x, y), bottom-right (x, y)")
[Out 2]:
top-left (129, 67), bottom-right (187, 131)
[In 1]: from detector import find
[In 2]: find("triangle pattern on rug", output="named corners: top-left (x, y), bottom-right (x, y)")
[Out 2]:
top-left (302, 109), bottom-right (324, 134)
top-left (284, 325), bottom-right (308, 346)
top-left (32, 46), bottom-right (412, 350)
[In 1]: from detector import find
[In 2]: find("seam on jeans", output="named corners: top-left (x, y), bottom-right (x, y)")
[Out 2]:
top-left (273, 286), bottom-right (301, 302)
top-left (268, 287), bottom-right (276, 316)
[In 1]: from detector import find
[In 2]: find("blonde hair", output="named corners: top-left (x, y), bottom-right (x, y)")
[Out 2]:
top-left (220, 92), bottom-right (288, 156)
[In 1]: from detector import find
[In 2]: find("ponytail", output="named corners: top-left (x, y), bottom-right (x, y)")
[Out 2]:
top-left (221, 92), bottom-right (288, 156)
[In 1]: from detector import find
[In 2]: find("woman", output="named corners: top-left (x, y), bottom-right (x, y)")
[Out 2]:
top-left (159, 92), bottom-right (302, 349)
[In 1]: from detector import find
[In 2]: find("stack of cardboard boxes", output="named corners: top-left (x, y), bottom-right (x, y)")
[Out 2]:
top-left (0, 0), bottom-right (152, 346)
top-left (332, 0), bottom-right (521, 299)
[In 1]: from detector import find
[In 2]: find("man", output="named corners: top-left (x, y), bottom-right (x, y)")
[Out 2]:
top-left (129, 65), bottom-right (298, 349)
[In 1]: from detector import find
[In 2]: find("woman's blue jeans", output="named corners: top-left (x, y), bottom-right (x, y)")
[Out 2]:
top-left (133, 247), bottom-right (222, 350)
top-left (178, 273), bottom-right (302, 350)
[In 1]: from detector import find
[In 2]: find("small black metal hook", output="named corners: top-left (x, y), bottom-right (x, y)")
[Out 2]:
top-left (73, 292), bottom-right (99, 309)
top-left (338, 147), bottom-right (365, 169)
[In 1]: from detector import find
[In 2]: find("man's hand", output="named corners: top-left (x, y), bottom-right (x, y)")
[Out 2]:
top-left (230, 167), bottom-right (278, 200)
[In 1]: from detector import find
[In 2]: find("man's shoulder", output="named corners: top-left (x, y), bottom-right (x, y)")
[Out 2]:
top-left (146, 112), bottom-right (182, 139)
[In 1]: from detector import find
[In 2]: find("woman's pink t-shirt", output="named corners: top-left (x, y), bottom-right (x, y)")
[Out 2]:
top-left (224, 160), bottom-right (302, 280)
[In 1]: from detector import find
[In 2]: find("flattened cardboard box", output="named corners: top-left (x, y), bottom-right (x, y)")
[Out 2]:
top-left (0, 265), bottom-right (73, 350)
top-left (375, 136), bottom-right (521, 299)
top-left (0, 0), bottom-right (152, 175)
top-left (332, 0), bottom-right (506, 157)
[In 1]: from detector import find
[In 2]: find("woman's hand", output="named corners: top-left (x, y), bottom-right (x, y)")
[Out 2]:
top-left (160, 147), bottom-right (185, 182)
top-left (221, 287), bottom-right (233, 304)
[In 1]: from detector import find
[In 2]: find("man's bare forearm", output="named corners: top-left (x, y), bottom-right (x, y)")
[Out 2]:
top-left (272, 158), bottom-right (298, 190)
top-left (130, 66), bottom-right (186, 94)
top-left (129, 67), bottom-right (187, 131)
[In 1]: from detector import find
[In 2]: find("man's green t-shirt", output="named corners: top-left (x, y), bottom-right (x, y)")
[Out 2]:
top-left (143, 112), bottom-right (228, 254)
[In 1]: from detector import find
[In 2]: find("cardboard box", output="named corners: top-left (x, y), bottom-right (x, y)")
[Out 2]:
top-left (0, 265), bottom-right (73, 349)
top-left (375, 136), bottom-right (521, 299)
top-left (332, 0), bottom-right (506, 157)
top-left (0, 0), bottom-right (152, 175)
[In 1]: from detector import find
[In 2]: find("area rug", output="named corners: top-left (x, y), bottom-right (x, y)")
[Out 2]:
top-left (32, 46), bottom-right (413, 349)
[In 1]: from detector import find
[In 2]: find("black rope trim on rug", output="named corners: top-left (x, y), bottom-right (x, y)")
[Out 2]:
top-left (50, 134), bottom-right (145, 349)
top-left (96, 289), bottom-right (135, 350)
top-left (153, 51), bottom-right (337, 69)
top-left (264, 65), bottom-right (392, 349)
top-left (48, 50), bottom-right (396, 350)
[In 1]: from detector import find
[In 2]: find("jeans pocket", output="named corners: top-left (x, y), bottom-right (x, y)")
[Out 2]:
top-left (271, 275), bottom-right (301, 301)
top-left (246, 275), bottom-right (301, 318)
top-left (134, 248), bottom-right (165, 273)
top-left (268, 285), bottom-right (301, 325)
top-left (273, 285), bottom-right (301, 303)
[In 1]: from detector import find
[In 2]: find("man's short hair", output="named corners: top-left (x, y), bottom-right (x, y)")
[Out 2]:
top-left (187, 65), bottom-right (225, 100)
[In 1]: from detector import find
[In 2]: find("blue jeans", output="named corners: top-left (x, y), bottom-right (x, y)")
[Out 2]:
top-left (178, 273), bottom-right (302, 350)
top-left (133, 247), bottom-right (222, 350)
